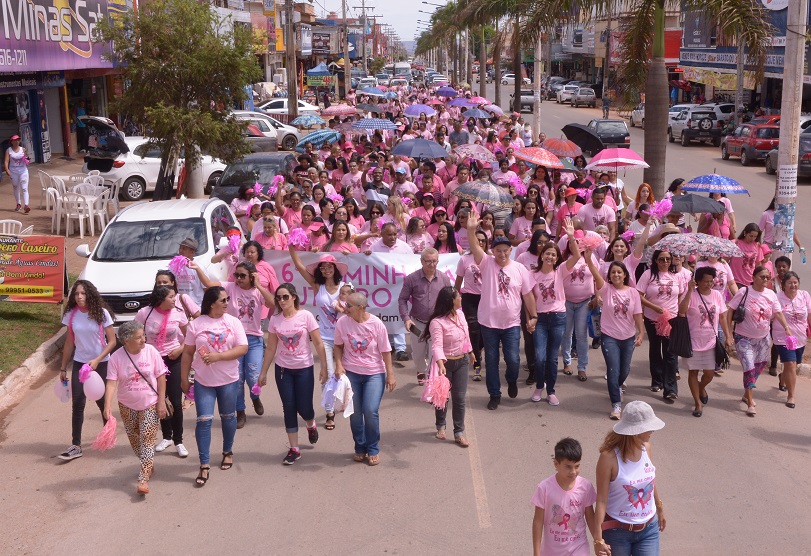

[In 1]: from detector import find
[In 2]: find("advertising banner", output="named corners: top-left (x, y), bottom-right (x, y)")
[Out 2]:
top-left (312, 32), bottom-right (331, 55)
top-left (682, 11), bottom-right (713, 49)
top-left (0, 234), bottom-right (66, 303)
top-left (264, 251), bottom-right (461, 334)
top-left (307, 75), bottom-right (335, 86)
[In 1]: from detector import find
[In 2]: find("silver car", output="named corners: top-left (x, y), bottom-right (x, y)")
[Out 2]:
top-left (571, 88), bottom-right (597, 108)
top-left (556, 84), bottom-right (579, 104)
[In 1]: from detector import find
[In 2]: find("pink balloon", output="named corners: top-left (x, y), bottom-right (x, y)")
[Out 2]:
top-left (83, 371), bottom-right (105, 401)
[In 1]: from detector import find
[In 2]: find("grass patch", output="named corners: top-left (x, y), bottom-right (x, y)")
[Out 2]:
top-left (0, 274), bottom-right (77, 382)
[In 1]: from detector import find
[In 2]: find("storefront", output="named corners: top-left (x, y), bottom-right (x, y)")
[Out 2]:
top-left (0, 72), bottom-right (66, 163)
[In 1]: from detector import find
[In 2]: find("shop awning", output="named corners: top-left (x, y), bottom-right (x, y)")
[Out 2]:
top-left (307, 62), bottom-right (331, 76)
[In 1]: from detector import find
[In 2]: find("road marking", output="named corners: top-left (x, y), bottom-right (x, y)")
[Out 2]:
top-left (465, 396), bottom-right (492, 529)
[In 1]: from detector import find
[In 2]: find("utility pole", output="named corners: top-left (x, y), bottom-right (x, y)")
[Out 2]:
top-left (532, 30), bottom-right (542, 136)
top-left (361, 0), bottom-right (367, 74)
top-left (734, 35), bottom-right (745, 125)
top-left (602, 14), bottom-right (611, 101)
top-left (342, 0), bottom-right (351, 99)
top-left (493, 19), bottom-right (501, 108)
top-left (774, 0), bottom-right (808, 261)
top-left (285, 0), bottom-right (299, 117)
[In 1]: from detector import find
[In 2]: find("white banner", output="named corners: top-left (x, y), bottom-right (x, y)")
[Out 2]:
top-left (264, 252), bottom-right (461, 334)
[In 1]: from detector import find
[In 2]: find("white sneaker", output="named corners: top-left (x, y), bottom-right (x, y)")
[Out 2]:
top-left (155, 439), bottom-right (173, 452)
top-left (58, 445), bottom-right (83, 461)
top-left (610, 404), bottom-right (622, 420)
top-left (176, 443), bottom-right (189, 458)
top-left (530, 388), bottom-right (544, 402)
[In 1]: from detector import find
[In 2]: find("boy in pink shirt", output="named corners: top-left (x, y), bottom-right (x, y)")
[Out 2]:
top-left (531, 437), bottom-right (598, 556)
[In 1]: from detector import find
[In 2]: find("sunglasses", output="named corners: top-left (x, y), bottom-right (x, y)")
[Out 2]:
top-left (218, 297), bottom-right (230, 304)
top-left (276, 294), bottom-right (292, 301)
top-left (234, 272), bottom-right (249, 279)
top-left (370, 211), bottom-right (382, 215)
top-left (657, 257), bottom-right (672, 262)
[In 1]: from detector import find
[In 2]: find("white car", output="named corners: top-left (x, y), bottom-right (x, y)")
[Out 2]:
top-left (359, 77), bottom-right (378, 88)
top-left (501, 73), bottom-right (531, 85)
top-left (375, 73), bottom-right (391, 86)
top-left (75, 198), bottom-right (239, 324)
top-left (630, 102), bottom-right (645, 127)
top-left (668, 103), bottom-right (699, 128)
top-left (556, 84), bottom-right (579, 104)
top-left (258, 98), bottom-right (321, 116)
top-left (82, 136), bottom-right (227, 201)
top-left (232, 110), bottom-right (303, 151)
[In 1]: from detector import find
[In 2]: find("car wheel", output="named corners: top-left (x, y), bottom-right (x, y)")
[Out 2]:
top-left (122, 176), bottom-right (146, 201)
top-left (668, 128), bottom-right (674, 143)
top-left (740, 150), bottom-right (751, 166)
top-left (630, 117), bottom-right (636, 127)
top-left (681, 133), bottom-right (690, 147)
top-left (573, 101), bottom-right (578, 107)
top-left (501, 80), bottom-right (507, 85)
top-left (282, 134), bottom-right (298, 151)
top-left (721, 144), bottom-right (729, 160)
top-left (765, 156), bottom-right (776, 175)
top-left (205, 171), bottom-right (222, 195)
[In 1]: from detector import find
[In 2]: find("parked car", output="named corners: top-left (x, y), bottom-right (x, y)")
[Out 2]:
top-left (233, 110), bottom-right (301, 151)
top-left (501, 73), bottom-right (531, 86)
top-left (669, 107), bottom-right (723, 147)
top-left (556, 84), bottom-right (580, 104)
top-left (83, 135), bottom-right (227, 201)
top-left (210, 152), bottom-right (297, 205)
top-left (359, 77), bottom-right (378, 89)
top-left (721, 122), bottom-right (780, 165)
top-left (75, 198), bottom-right (239, 324)
top-left (257, 98), bottom-right (320, 115)
top-left (766, 128), bottom-right (811, 176)
top-left (571, 88), bottom-right (597, 108)
top-left (390, 78), bottom-right (409, 88)
top-left (547, 78), bottom-right (571, 100)
top-left (587, 119), bottom-right (631, 150)
top-left (510, 89), bottom-right (541, 112)
top-left (375, 73), bottom-right (391, 86)
top-left (630, 102), bottom-right (645, 127)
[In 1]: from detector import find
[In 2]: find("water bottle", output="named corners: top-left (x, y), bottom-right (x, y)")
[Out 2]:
top-left (802, 250), bottom-right (807, 265)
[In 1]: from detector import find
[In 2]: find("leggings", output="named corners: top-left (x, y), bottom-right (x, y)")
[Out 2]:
top-left (159, 354), bottom-right (184, 444)
top-left (71, 360), bottom-right (108, 446)
top-left (119, 403), bottom-right (159, 482)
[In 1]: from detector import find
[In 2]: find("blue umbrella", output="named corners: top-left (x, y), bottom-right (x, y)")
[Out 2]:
top-left (290, 114), bottom-right (326, 127)
top-left (360, 87), bottom-right (387, 97)
top-left (391, 138), bottom-right (449, 160)
top-left (449, 97), bottom-right (476, 107)
top-left (296, 129), bottom-right (340, 151)
top-left (384, 91), bottom-right (398, 99)
top-left (436, 86), bottom-right (457, 98)
top-left (352, 118), bottom-right (398, 131)
top-left (462, 108), bottom-right (492, 119)
top-left (404, 104), bottom-right (437, 117)
top-left (682, 173), bottom-right (750, 195)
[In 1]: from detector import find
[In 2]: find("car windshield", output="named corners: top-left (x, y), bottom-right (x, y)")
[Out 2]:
top-left (579, 89), bottom-right (595, 95)
top-left (220, 161), bottom-right (281, 188)
top-left (597, 122), bottom-right (628, 133)
top-left (756, 128), bottom-right (780, 139)
top-left (94, 218), bottom-right (207, 262)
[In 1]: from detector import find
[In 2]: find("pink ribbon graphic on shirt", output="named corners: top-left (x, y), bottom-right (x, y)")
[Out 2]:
top-left (557, 513), bottom-right (571, 531)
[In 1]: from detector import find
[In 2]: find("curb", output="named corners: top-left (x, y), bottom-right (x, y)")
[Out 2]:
top-left (0, 329), bottom-right (66, 414)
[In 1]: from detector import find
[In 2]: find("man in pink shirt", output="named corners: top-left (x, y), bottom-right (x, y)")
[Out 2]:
top-left (391, 167), bottom-right (418, 196)
top-left (467, 214), bottom-right (537, 410)
top-left (577, 187), bottom-right (617, 239)
top-left (369, 223), bottom-right (413, 254)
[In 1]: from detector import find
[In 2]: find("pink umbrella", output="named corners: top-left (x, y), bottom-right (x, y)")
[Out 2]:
top-left (453, 144), bottom-right (498, 163)
top-left (469, 96), bottom-right (490, 104)
top-left (541, 137), bottom-right (582, 158)
top-left (585, 147), bottom-right (649, 171)
top-left (513, 147), bottom-right (565, 169)
top-left (426, 99), bottom-right (444, 105)
top-left (322, 104), bottom-right (357, 116)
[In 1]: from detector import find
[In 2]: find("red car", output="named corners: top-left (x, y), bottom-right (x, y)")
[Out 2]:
top-left (721, 122), bottom-right (779, 165)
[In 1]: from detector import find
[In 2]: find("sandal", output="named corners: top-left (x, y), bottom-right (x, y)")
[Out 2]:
top-left (325, 413), bottom-right (336, 430)
top-left (353, 453), bottom-right (367, 462)
top-left (195, 466), bottom-right (210, 487)
top-left (137, 481), bottom-right (150, 495)
top-left (367, 454), bottom-right (381, 466)
top-left (578, 372), bottom-right (588, 382)
top-left (563, 366), bottom-right (573, 375)
top-left (417, 373), bottom-right (426, 385)
top-left (220, 451), bottom-right (233, 470)
top-left (435, 429), bottom-right (446, 440)
top-left (455, 436), bottom-right (470, 448)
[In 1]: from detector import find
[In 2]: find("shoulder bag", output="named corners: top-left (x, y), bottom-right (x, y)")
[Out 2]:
top-left (731, 287), bottom-right (748, 324)
top-left (121, 348), bottom-right (173, 418)
top-left (698, 291), bottom-right (730, 369)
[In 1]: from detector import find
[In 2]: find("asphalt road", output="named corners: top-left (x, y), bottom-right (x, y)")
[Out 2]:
top-left (2, 99), bottom-right (811, 555)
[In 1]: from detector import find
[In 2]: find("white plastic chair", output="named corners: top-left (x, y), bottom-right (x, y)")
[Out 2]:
top-left (93, 189), bottom-right (111, 230)
top-left (37, 170), bottom-right (52, 209)
top-left (62, 192), bottom-right (94, 238)
top-left (68, 173), bottom-right (89, 183)
top-left (51, 176), bottom-right (67, 197)
top-left (84, 175), bottom-right (105, 187)
top-left (0, 219), bottom-right (23, 234)
top-left (72, 183), bottom-right (96, 195)
top-left (108, 178), bottom-right (123, 214)
top-left (19, 225), bottom-right (33, 235)
top-left (46, 188), bottom-right (64, 234)
top-left (88, 170), bottom-right (101, 176)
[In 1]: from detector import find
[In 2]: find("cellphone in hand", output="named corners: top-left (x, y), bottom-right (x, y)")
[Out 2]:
top-left (409, 323), bottom-right (422, 336)
top-left (198, 345), bottom-right (210, 357)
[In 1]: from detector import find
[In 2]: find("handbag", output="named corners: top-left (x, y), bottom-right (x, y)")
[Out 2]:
top-left (698, 291), bottom-right (730, 369)
top-left (731, 287), bottom-right (749, 324)
top-left (667, 315), bottom-right (693, 358)
top-left (122, 348), bottom-right (174, 418)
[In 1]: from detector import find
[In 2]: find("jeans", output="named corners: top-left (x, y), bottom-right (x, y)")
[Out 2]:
top-left (389, 333), bottom-right (406, 353)
top-left (237, 334), bottom-right (264, 412)
top-left (70, 360), bottom-right (108, 446)
top-left (602, 515), bottom-right (660, 556)
top-left (410, 319), bottom-right (431, 376)
top-left (159, 354), bottom-right (184, 444)
top-left (346, 371), bottom-right (386, 456)
top-left (461, 293), bottom-right (482, 367)
top-left (323, 339), bottom-right (335, 412)
top-left (602, 335), bottom-right (636, 405)
top-left (435, 358), bottom-right (469, 436)
top-left (275, 365), bottom-right (315, 433)
top-left (480, 324), bottom-right (521, 397)
top-left (520, 303), bottom-right (536, 374)
top-left (194, 380), bottom-right (239, 466)
top-left (562, 299), bottom-right (591, 371)
top-left (532, 312), bottom-right (567, 394)
top-left (643, 318), bottom-right (678, 396)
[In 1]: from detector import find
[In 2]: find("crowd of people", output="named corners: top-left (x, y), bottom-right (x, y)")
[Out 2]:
top-left (51, 82), bottom-right (809, 554)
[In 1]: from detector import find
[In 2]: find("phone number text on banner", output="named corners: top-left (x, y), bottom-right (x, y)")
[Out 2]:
top-left (0, 234), bottom-right (66, 303)
top-left (265, 252), bottom-right (461, 334)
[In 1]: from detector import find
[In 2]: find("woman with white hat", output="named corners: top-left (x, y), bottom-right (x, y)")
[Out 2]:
top-left (593, 400), bottom-right (666, 556)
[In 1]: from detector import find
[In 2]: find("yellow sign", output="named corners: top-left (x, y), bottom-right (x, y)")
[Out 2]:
top-left (681, 66), bottom-right (757, 90)
top-left (275, 12), bottom-right (285, 52)
top-left (0, 284), bottom-right (54, 296)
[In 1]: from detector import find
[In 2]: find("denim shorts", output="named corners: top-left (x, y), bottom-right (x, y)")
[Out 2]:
top-left (777, 344), bottom-right (805, 363)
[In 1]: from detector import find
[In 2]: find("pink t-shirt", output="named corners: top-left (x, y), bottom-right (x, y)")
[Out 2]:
top-left (223, 282), bottom-right (266, 337)
top-left (328, 241), bottom-right (359, 253)
top-left (509, 216), bottom-right (535, 242)
top-left (562, 256), bottom-right (597, 303)
top-left (135, 305), bottom-right (189, 356)
top-left (184, 314), bottom-right (249, 387)
top-left (684, 289), bottom-right (725, 352)
top-left (334, 314), bottom-right (391, 375)
top-left (577, 203), bottom-right (616, 231)
top-left (268, 310), bottom-right (320, 369)
top-left (728, 287), bottom-right (781, 339)
top-left (406, 233), bottom-right (435, 254)
top-left (477, 255), bottom-right (534, 329)
top-left (773, 290), bottom-right (811, 347)
top-left (695, 260), bottom-right (734, 294)
top-left (456, 253), bottom-right (483, 295)
top-left (599, 283), bottom-right (642, 340)
top-left (107, 344), bottom-right (167, 411)
top-left (636, 269), bottom-right (684, 321)
top-left (728, 240), bottom-right (763, 286)
top-left (600, 253), bottom-right (640, 288)
top-left (555, 203), bottom-right (583, 231)
top-left (530, 475), bottom-right (597, 556)
top-left (282, 207), bottom-right (302, 230)
top-left (533, 265), bottom-right (567, 314)
top-left (516, 250), bottom-right (539, 272)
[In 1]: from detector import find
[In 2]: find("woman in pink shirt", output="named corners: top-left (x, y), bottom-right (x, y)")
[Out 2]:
top-left (561, 232), bottom-right (598, 381)
top-left (258, 283), bottom-right (327, 465)
top-left (678, 267), bottom-right (732, 418)
top-left (454, 230), bottom-right (489, 380)
top-left (427, 206), bottom-right (450, 239)
top-left (509, 198), bottom-right (540, 246)
top-left (405, 216), bottom-right (434, 254)
top-left (422, 287), bottom-right (473, 447)
top-left (103, 321), bottom-right (168, 495)
top-left (773, 271), bottom-right (811, 408)
top-left (729, 223), bottom-right (764, 287)
top-left (180, 287), bottom-right (249, 486)
top-left (135, 286), bottom-right (189, 458)
top-left (492, 158), bottom-right (518, 187)
top-left (334, 292), bottom-right (396, 466)
top-left (322, 220), bottom-right (358, 253)
top-left (411, 192), bottom-right (437, 223)
top-left (434, 222), bottom-right (459, 254)
top-left (727, 266), bottom-right (789, 416)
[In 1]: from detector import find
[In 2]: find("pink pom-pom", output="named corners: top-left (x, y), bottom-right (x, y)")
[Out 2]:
top-left (267, 185), bottom-right (278, 198)
top-left (92, 415), bottom-right (117, 452)
top-left (786, 335), bottom-right (798, 350)
top-left (649, 198), bottom-right (673, 221)
top-left (168, 255), bottom-right (189, 275)
top-left (580, 234), bottom-right (604, 250)
top-left (228, 234), bottom-right (240, 254)
top-left (78, 364), bottom-right (93, 383)
top-left (401, 197), bottom-right (412, 206)
top-left (655, 309), bottom-right (673, 336)
top-left (187, 384), bottom-right (195, 401)
top-left (328, 193), bottom-right (344, 204)
top-left (251, 384), bottom-right (262, 396)
top-left (288, 227), bottom-right (310, 247)
top-left (431, 375), bottom-right (451, 410)
top-left (271, 174), bottom-right (285, 187)
top-left (621, 230), bottom-right (636, 243)
top-left (510, 175), bottom-right (527, 196)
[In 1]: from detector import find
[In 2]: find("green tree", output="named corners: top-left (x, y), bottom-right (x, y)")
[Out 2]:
top-left (95, 0), bottom-right (262, 199)
top-left (370, 56), bottom-right (387, 75)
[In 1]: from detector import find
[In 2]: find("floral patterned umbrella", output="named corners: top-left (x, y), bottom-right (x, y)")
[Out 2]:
top-left (653, 233), bottom-right (744, 258)
top-left (454, 180), bottom-right (514, 209)
top-left (469, 95), bottom-right (490, 104)
top-left (683, 173), bottom-right (750, 195)
top-left (541, 137), bottom-right (582, 158)
top-left (453, 144), bottom-right (498, 163)
top-left (321, 104), bottom-right (357, 116)
top-left (514, 147), bottom-right (565, 169)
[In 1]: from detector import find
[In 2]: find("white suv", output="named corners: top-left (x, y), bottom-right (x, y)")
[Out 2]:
top-left (668, 106), bottom-right (725, 147)
top-left (75, 198), bottom-right (239, 324)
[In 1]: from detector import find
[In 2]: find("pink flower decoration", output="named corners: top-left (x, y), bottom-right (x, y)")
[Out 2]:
top-left (288, 227), bottom-right (310, 248)
top-left (228, 234), bottom-right (240, 254)
top-left (251, 384), bottom-right (262, 396)
top-left (168, 255), bottom-right (189, 275)
top-left (655, 309), bottom-right (673, 336)
top-left (621, 230), bottom-right (636, 243)
top-left (78, 364), bottom-right (94, 383)
top-left (580, 234), bottom-right (604, 250)
top-left (401, 197), bottom-right (412, 206)
top-left (328, 193), bottom-right (344, 204)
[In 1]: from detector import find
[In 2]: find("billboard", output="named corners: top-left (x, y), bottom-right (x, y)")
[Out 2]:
top-left (0, 234), bottom-right (67, 303)
top-left (312, 32), bottom-right (331, 55)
